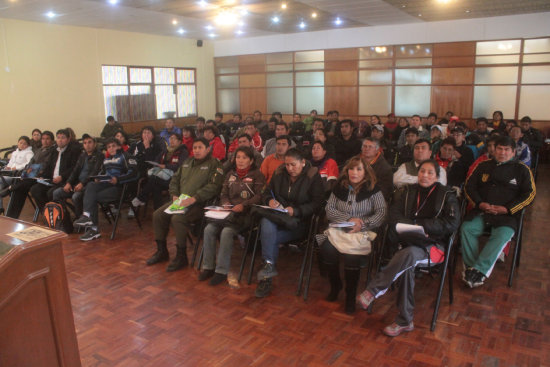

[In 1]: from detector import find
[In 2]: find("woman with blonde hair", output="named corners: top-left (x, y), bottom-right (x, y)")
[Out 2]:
top-left (317, 155), bottom-right (387, 314)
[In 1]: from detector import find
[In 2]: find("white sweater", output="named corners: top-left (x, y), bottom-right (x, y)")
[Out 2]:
top-left (7, 146), bottom-right (34, 170)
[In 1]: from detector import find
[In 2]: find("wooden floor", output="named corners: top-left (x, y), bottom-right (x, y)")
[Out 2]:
top-left (21, 165), bottom-right (549, 366)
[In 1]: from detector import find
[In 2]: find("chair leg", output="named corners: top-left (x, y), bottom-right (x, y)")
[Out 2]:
top-left (296, 238), bottom-right (312, 297)
top-left (508, 210), bottom-right (525, 288)
top-left (190, 220), bottom-right (205, 267)
top-left (303, 241), bottom-right (317, 301)
top-left (247, 229), bottom-right (261, 285)
top-left (238, 227), bottom-right (255, 283)
top-left (430, 240), bottom-right (454, 332)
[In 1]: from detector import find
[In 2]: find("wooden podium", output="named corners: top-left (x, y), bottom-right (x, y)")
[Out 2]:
top-left (0, 217), bottom-right (81, 367)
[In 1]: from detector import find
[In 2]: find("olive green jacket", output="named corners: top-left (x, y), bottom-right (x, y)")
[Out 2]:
top-left (168, 154), bottom-right (223, 204)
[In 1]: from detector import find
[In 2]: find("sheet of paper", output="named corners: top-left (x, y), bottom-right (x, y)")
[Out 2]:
top-left (145, 161), bottom-right (161, 167)
top-left (396, 223), bottom-right (426, 236)
top-left (164, 194), bottom-right (191, 214)
top-left (204, 206), bottom-right (233, 211)
top-left (329, 222), bottom-right (355, 228)
top-left (7, 226), bottom-right (58, 242)
top-left (205, 210), bottom-right (231, 220)
top-left (254, 204), bottom-right (288, 213)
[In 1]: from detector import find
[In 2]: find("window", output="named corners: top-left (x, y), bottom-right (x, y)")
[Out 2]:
top-left (101, 65), bottom-right (197, 122)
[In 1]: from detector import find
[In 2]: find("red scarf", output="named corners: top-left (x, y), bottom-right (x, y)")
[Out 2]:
top-left (236, 166), bottom-right (250, 179)
top-left (435, 153), bottom-right (451, 169)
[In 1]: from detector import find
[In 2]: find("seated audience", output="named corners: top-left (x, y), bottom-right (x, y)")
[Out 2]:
top-left (473, 118), bottom-right (491, 143)
top-left (203, 126), bottom-right (226, 161)
top-left (199, 147), bottom-right (266, 286)
top-left (303, 109), bottom-right (317, 132)
top-left (0, 136), bottom-right (34, 212)
top-left (318, 156), bottom-right (386, 314)
top-left (223, 133), bottom-right (263, 173)
top-left (73, 138), bottom-right (138, 241)
top-left (310, 141), bottom-right (339, 194)
top-left (132, 132), bottom-right (188, 210)
top-left (430, 125), bottom-right (444, 156)
top-left (28, 129), bottom-right (81, 214)
top-left (333, 119), bottom-right (362, 167)
top-left (509, 125), bottom-right (531, 167)
top-left (260, 135), bottom-right (291, 183)
top-left (490, 110), bottom-right (506, 134)
top-left (228, 121), bottom-right (262, 153)
top-left (450, 127), bottom-right (475, 169)
top-left (255, 148), bottom-right (324, 298)
top-left (52, 134), bottom-right (103, 219)
top-left (394, 139), bottom-right (447, 188)
top-left (290, 113), bottom-right (306, 137)
top-left (392, 117), bottom-right (409, 143)
top-left (30, 129), bottom-right (42, 152)
top-left (397, 127), bottom-right (419, 166)
top-left (519, 116), bottom-right (543, 154)
top-left (435, 137), bottom-right (468, 188)
top-left (262, 121), bottom-right (296, 157)
top-left (181, 126), bottom-right (196, 155)
top-left (461, 137), bottom-right (535, 288)
top-left (129, 126), bottom-right (166, 178)
top-left (146, 138), bottom-right (223, 272)
top-left (159, 119), bottom-right (182, 145)
top-left (226, 113), bottom-right (244, 138)
top-left (101, 115), bottom-right (124, 139)
top-left (360, 137), bottom-right (393, 201)
top-left (357, 159), bottom-right (460, 336)
top-left (397, 115), bottom-right (429, 148)
top-left (467, 136), bottom-right (498, 178)
top-left (114, 130), bottom-right (130, 153)
top-left (260, 117), bottom-right (277, 142)
top-left (426, 112), bottom-right (438, 128)
top-left (384, 113), bottom-right (398, 140)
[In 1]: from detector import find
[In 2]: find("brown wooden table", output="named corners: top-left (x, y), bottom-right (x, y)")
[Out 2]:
top-left (0, 217), bottom-right (81, 367)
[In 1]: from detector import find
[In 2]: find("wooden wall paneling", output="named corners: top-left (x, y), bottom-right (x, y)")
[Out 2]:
top-left (239, 54), bottom-right (266, 73)
top-left (240, 88), bottom-right (267, 115)
top-left (325, 87), bottom-right (358, 116)
top-left (432, 67), bottom-right (474, 85)
top-left (325, 48), bottom-right (359, 61)
top-left (325, 71), bottom-right (358, 86)
top-left (433, 56), bottom-right (475, 67)
top-left (325, 60), bottom-right (358, 70)
top-left (239, 74), bottom-right (266, 88)
top-left (433, 42), bottom-right (476, 57)
top-left (431, 86), bottom-right (473, 119)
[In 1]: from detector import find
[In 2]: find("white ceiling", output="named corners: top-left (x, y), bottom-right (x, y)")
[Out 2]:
top-left (0, 0), bottom-right (549, 40)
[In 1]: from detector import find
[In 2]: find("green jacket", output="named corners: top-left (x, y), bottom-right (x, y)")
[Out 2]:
top-left (169, 154), bottom-right (223, 204)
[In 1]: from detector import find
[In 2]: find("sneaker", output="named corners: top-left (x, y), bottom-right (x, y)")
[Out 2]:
top-left (255, 278), bottom-right (272, 298)
top-left (468, 269), bottom-right (486, 288)
top-left (383, 322), bottom-right (414, 337)
top-left (73, 215), bottom-right (93, 228)
top-left (131, 197), bottom-right (145, 207)
top-left (209, 272), bottom-right (227, 286)
top-left (497, 251), bottom-right (505, 263)
top-left (357, 290), bottom-right (375, 310)
top-left (127, 208), bottom-right (135, 219)
top-left (198, 269), bottom-right (215, 281)
top-left (79, 227), bottom-right (101, 241)
top-left (462, 267), bottom-right (475, 287)
top-left (257, 261), bottom-right (278, 280)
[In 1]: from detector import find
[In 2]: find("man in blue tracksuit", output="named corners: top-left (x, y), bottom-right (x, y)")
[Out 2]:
top-left (74, 138), bottom-right (137, 241)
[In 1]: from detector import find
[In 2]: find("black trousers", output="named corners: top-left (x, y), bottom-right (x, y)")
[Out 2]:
top-left (6, 179), bottom-right (35, 219)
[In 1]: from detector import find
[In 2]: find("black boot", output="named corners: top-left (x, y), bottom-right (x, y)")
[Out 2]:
top-left (166, 244), bottom-right (188, 272)
top-left (344, 268), bottom-right (360, 315)
top-left (325, 263), bottom-right (342, 302)
top-left (146, 240), bottom-right (169, 265)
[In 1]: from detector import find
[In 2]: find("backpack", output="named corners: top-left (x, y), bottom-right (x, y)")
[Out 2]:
top-left (43, 201), bottom-right (74, 234)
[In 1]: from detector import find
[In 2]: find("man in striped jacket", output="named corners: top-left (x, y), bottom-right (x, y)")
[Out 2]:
top-left (461, 136), bottom-right (535, 288)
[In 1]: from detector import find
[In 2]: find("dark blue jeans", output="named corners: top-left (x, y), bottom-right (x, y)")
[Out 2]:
top-left (260, 217), bottom-right (306, 265)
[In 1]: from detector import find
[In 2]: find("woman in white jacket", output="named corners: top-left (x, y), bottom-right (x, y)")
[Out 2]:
top-left (0, 136), bottom-right (34, 212)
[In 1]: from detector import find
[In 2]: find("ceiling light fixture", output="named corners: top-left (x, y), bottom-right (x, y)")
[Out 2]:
top-left (108, 0), bottom-right (118, 4)
top-left (281, 3), bottom-right (287, 9)
top-left (334, 17), bottom-right (342, 25)
top-left (401, 4), bottom-right (406, 8)
top-left (240, 8), bottom-right (248, 16)
top-left (272, 16), bottom-right (280, 23)
top-left (198, 0), bottom-right (208, 8)
top-left (437, 0), bottom-right (452, 3)
top-left (45, 11), bottom-right (57, 18)
top-left (311, 12), bottom-right (317, 18)
top-left (172, 19), bottom-right (178, 25)
top-left (208, 33), bottom-right (217, 38)
top-left (299, 21), bottom-right (306, 29)
top-left (205, 25), bottom-right (214, 30)
top-left (177, 28), bottom-right (185, 34)
top-left (375, 46), bottom-right (387, 54)
top-left (238, 20), bottom-right (245, 26)
top-left (235, 30), bottom-right (244, 35)
top-left (418, 13), bottom-right (422, 17)
top-left (465, 9), bottom-right (471, 13)
top-left (214, 8), bottom-right (240, 26)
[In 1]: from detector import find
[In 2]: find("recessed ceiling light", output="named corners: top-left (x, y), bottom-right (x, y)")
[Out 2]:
top-left (418, 13), bottom-right (422, 17)
top-left (108, 0), bottom-right (118, 4)
top-left (45, 11), bottom-right (57, 18)
top-left (437, 0), bottom-right (452, 3)
top-left (172, 19), bottom-right (178, 25)
top-left (198, 0), bottom-right (208, 7)
top-left (235, 30), bottom-right (244, 35)
top-left (272, 16), bottom-right (280, 23)
top-left (334, 17), bottom-right (342, 25)
top-left (238, 21), bottom-right (245, 26)
top-left (311, 12), bottom-right (317, 18)
top-left (465, 9), bottom-right (471, 13)
top-left (240, 8), bottom-right (248, 16)
top-left (205, 25), bottom-right (214, 30)
top-left (208, 33), bottom-right (217, 38)
top-left (401, 4), bottom-right (406, 8)
top-left (299, 21), bottom-right (306, 29)
top-left (177, 28), bottom-right (185, 34)
top-left (281, 3), bottom-right (287, 9)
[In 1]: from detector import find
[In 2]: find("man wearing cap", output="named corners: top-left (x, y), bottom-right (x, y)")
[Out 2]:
top-left (52, 134), bottom-right (104, 218)
top-left (393, 139), bottom-right (447, 189)
top-left (397, 115), bottom-right (429, 148)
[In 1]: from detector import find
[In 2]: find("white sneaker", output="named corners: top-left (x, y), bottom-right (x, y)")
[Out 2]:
top-left (131, 197), bottom-right (145, 207)
top-left (497, 251), bottom-right (505, 263)
top-left (127, 208), bottom-right (135, 219)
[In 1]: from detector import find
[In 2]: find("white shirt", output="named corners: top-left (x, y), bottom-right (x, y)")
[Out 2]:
top-left (53, 146), bottom-right (67, 178)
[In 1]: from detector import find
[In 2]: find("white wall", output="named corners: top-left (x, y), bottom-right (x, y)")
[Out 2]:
top-left (214, 12), bottom-right (550, 56)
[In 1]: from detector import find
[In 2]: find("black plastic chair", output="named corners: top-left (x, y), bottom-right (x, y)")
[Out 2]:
top-left (99, 182), bottom-right (142, 240)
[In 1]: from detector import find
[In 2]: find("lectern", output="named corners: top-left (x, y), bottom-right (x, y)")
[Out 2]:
top-left (0, 217), bottom-right (81, 367)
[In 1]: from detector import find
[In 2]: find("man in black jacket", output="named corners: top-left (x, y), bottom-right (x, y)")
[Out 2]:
top-left (461, 136), bottom-right (535, 288)
top-left (52, 134), bottom-right (103, 218)
top-left (520, 116), bottom-right (544, 154)
top-left (333, 119), bottom-right (362, 167)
